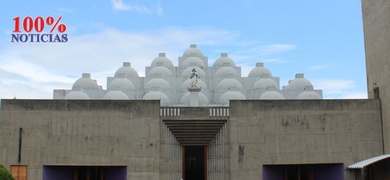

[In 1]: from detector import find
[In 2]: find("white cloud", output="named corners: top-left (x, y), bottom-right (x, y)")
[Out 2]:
top-left (341, 92), bottom-right (368, 99)
top-left (228, 44), bottom-right (297, 65)
top-left (111, 0), bottom-right (154, 14)
top-left (156, 0), bottom-right (163, 15)
top-left (0, 27), bottom-right (238, 99)
top-left (312, 79), bottom-right (356, 91)
top-left (311, 79), bottom-right (367, 99)
top-left (111, 0), bottom-right (131, 11)
top-left (261, 44), bottom-right (299, 54)
top-left (3, 27), bottom-right (359, 100)
top-left (56, 8), bottom-right (74, 14)
top-left (308, 65), bottom-right (332, 70)
top-left (234, 44), bottom-right (298, 56)
top-left (0, 78), bottom-right (70, 99)
top-left (0, 58), bottom-right (75, 83)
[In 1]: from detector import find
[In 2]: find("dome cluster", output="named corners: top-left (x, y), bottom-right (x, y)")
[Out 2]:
top-left (55, 44), bottom-right (322, 105)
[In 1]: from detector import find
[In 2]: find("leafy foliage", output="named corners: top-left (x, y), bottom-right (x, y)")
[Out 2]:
top-left (0, 164), bottom-right (14, 180)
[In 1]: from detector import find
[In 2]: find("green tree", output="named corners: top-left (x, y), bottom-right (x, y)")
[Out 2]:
top-left (0, 164), bottom-right (14, 180)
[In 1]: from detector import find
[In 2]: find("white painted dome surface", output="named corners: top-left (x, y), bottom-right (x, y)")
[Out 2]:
top-left (182, 66), bottom-right (206, 78)
top-left (142, 91), bottom-right (170, 105)
top-left (253, 78), bottom-right (279, 90)
top-left (183, 44), bottom-right (205, 58)
top-left (181, 78), bottom-right (207, 90)
top-left (145, 78), bottom-right (171, 89)
top-left (219, 91), bottom-right (246, 104)
top-left (72, 73), bottom-right (100, 90)
top-left (213, 54), bottom-right (235, 67)
top-left (284, 77), bottom-right (313, 91)
top-left (248, 63), bottom-right (272, 77)
top-left (182, 57), bottom-right (205, 68)
top-left (64, 91), bottom-right (90, 99)
top-left (103, 91), bottom-right (129, 99)
top-left (147, 66), bottom-right (173, 77)
top-left (215, 67), bottom-right (239, 77)
top-left (259, 91), bottom-right (285, 99)
top-left (114, 62), bottom-right (139, 77)
top-left (217, 78), bottom-right (243, 90)
top-left (151, 53), bottom-right (174, 68)
top-left (108, 78), bottom-right (135, 91)
top-left (297, 91), bottom-right (321, 99)
top-left (180, 92), bottom-right (209, 105)
top-left (55, 45), bottom-right (324, 103)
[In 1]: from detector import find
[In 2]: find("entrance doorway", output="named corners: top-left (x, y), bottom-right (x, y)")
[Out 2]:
top-left (183, 146), bottom-right (207, 180)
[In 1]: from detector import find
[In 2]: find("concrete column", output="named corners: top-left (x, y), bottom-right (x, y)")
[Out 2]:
top-left (188, 87), bottom-right (201, 107)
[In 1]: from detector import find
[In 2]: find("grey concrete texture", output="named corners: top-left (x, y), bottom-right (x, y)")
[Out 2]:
top-left (0, 99), bottom-right (384, 180)
top-left (0, 100), bottom-right (161, 180)
top-left (228, 99), bottom-right (383, 180)
top-left (362, 0), bottom-right (390, 154)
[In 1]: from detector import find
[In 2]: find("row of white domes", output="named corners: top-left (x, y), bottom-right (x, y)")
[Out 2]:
top-left (65, 87), bottom-right (320, 104)
top-left (67, 43), bottom-right (321, 103)
top-left (68, 72), bottom-right (320, 102)
top-left (147, 53), bottom-right (273, 77)
top-left (73, 71), bottom-right (316, 93)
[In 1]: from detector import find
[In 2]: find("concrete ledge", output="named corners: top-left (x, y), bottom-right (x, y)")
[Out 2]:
top-left (1, 99), bottom-right (160, 116)
top-left (229, 99), bottom-right (380, 114)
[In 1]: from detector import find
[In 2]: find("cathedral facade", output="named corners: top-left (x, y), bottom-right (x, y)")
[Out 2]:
top-left (1, 1), bottom-right (390, 179)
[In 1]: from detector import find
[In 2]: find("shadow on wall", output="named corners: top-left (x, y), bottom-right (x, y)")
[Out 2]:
top-left (42, 166), bottom-right (127, 180)
top-left (263, 164), bottom-right (344, 180)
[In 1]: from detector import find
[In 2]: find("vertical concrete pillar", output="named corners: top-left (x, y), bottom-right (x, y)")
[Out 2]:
top-left (362, 0), bottom-right (390, 153)
top-left (188, 87), bottom-right (201, 107)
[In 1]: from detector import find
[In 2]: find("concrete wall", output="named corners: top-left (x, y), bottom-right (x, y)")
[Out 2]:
top-left (160, 107), bottom-right (230, 180)
top-left (361, 0), bottom-right (390, 153)
top-left (229, 100), bottom-right (383, 180)
top-left (0, 99), bottom-right (384, 180)
top-left (0, 100), bottom-right (161, 180)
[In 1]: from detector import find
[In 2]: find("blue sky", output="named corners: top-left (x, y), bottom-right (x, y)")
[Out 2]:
top-left (0, 0), bottom-right (366, 99)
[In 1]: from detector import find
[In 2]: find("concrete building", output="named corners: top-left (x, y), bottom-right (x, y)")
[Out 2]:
top-left (362, 0), bottom-right (390, 153)
top-left (1, 1), bottom-right (390, 178)
top-left (0, 99), bottom-right (384, 180)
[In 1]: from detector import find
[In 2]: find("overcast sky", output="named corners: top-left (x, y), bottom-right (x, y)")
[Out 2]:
top-left (0, 0), bottom-right (367, 99)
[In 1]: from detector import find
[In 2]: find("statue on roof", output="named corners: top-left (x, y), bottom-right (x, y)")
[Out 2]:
top-left (189, 68), bottom-right (200, 88)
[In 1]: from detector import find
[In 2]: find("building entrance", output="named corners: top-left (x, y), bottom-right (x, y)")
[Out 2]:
top-left (183, 146), bottom-right (206, 180)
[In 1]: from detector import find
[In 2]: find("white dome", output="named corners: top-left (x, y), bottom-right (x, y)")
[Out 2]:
top-left (145, 78), bottom-right (171, 89)
top-left (219, 91), bottom-right (246, 104)
top-left (215, 67), bottom-right (239, 77)
top-left (217, 78), bottom-right (243, 90)
top-left (147, 66), bottom-right (173, 77)
top-left (64, 91), bottom-right (90, 99)
top-left (114, 62), bottom-right (139, 77)
top-left (142, 91), bottom-right (170, 105)
top-left (213, 53), bottom-right (235, 67)
top-left (253, 78), bottom-right (279, 90)
top-left (182, 67), bottom-right (206, 78)
top-left (72, 73), bottom-right (100, 90)
top-left (151, 53), bottom-right (174, 68)
top-left (181, 78), bottom-right (207, 89)
top-left (284, 74), bottom-right (313, 91)
top-left (180, 92), bottom-right (209, 105)
top-left (297, 91), bottom-right (322, 99)
top-left (102, 91), bottom-right (129, 100)
top-left (182, 44), bottom-right (204, 58)
top-left (108, 78), bottom-right (135, 91)
top-left (259, 91), bottom-right (285, 99)
top-left (182, 57), bottom-right (205, 68)
top-left (248, 63), bottom-right (272, 77)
